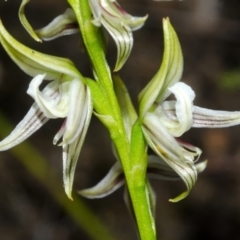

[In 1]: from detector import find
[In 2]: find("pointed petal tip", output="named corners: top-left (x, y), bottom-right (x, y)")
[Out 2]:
top-left (168, 191), bottom-right (189, 203)
top-left (65, 188), bottom-right (74, 201)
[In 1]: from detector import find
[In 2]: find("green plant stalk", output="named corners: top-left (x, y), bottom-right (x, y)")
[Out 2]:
top-left (0, 112), bottom-right (116, 240)
top-left (68, 0), bottom-right (156, 239)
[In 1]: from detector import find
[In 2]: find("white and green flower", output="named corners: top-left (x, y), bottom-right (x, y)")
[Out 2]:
top-left (79, 18), bottom-right (240, 204)
top-left (0, 21), bottom-right (92, 200)
top-left (89, 0), bottom-right (148, 71)
top-left (140, 18), bottom-right (240, 202)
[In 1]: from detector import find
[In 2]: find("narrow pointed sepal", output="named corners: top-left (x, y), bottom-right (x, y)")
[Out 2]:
top-left (36, 9), bottom-right (79, 41)
top-left (62, 86), bottom-right (92, 200)
top-left (78, 161), bottom-right (124, 199)
top-left (139, 18), bottom-right (183, 117)
top-left (0, 20), bottom-right (81, 81)
top-left (19, 0), bottom-right (42, 42)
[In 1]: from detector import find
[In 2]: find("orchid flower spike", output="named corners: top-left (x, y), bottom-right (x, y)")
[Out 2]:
top-left (89, 0), bottom-right (148, 71)
top-left (0, 20), bottom-right (92, 200)
top-left (139, 18), bottom-right (240, 202)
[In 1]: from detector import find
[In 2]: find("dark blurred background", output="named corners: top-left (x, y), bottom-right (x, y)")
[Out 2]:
top-left (1, 0), bottom-right (240, 239)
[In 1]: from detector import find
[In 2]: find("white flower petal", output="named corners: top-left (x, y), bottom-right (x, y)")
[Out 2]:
top-left (192, 106), bottom-right (240, 128)
top-left (78, 161), bottom-right (124, 199)
top-left (0, 79), bottom-right (61, 150)
top-left (62, 87), bottom-right (92, 200)
top-left (147, 155), bottom-right (180, 180)
top-left (0, 104), bottom-right (48, 151)
top-left (36, 8), bottom-right (79, 41)
top-left (167, 82), bottom-right (195, 137)
top-left (27, 74), bottom-right (70, 118)
top-left (109, 1), bottom-right (148, 31)
top-left (101, 17), bottom-right (133, 71)
top-left (53, 119), bottom-right (66, 145)
top-left (89, 0), bottom-right (102, 26)
top-left (176, 139), bottom-right (202, 163)
top-left (63, 79), bottom-right (88, 144)
top-left (89, 0), bottom-right (146, 71)
top-left (143, 113), bottom-right (197, 202)
top-left (143, 113), bottom-right (183, 160)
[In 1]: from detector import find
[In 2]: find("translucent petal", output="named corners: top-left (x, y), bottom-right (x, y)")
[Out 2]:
top-left (36, 9), bottom-right (79, 41)
top-left (78, 161), bottom-right (124, 199)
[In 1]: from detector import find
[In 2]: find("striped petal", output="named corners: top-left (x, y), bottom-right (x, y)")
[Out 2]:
top-left (27, 74), bottom-right (70, 118)
top-left (36, 9), bottom-right (79, 41)
top-left (63, 80), bottom-right (89, 144)
top-left (62, 87), bottom-right (92, 200)
top-left (0, 79), bottom-right (61, 150)
top-left (143, 113), bottom-right (198, 202)
top-left (89, 0), bottom-right (147, 71)
top-left (192, 106), bottom-right (240, 128)
top-left (101, 16), bottom-right (133, 71)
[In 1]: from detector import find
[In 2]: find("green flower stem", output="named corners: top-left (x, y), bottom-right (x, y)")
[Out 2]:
top-left (68, 0), bottom-right (156, 239)
top-left (0, 112), bottom-right (115, 240)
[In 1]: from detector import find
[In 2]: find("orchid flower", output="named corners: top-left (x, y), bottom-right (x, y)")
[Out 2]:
top-left (79, 18), bottom-right (240, 205)
top-left (0, 20), bottom-right (92, 200)
top-left (19, 0), bottom-right (147, 71)
top-left (78, 74), bottom-right (206, 206)
top-left (89, 0), bottom-right (148, 71)
top-left (19, 0), bottom-right (79, 42)
top-left (139, 18), bottom-right (240, 202)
